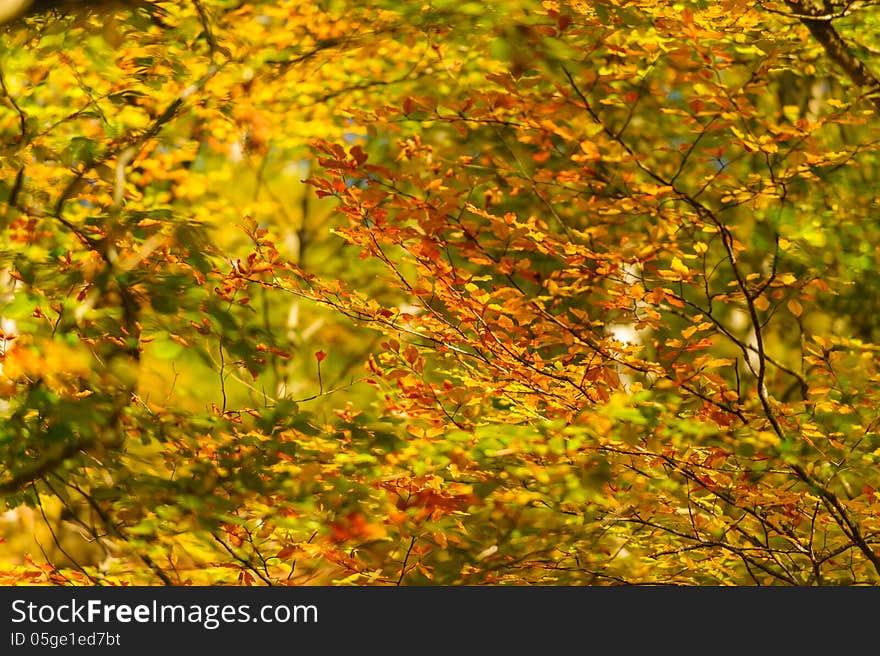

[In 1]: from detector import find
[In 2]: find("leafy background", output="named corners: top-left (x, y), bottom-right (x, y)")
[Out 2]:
top-left (0, 0), bottom-right (879, 585)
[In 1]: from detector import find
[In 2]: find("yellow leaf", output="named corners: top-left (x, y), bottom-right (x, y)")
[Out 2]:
top-left (787, 298), bottom-right (803, 317)
top-left (753, 295), bottom-right (770, 311)
top-left (579, 140), bottom-right (600, 159)
top-left (670, 257), bottom-right (689, 275)
top-left (704, 358), bottom-right (734, 368)
top-left (757, 431), bottom-right (780, 447)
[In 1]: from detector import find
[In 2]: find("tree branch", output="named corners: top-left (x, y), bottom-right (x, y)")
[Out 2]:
top-left (783, 0), bottom-right (880, 112)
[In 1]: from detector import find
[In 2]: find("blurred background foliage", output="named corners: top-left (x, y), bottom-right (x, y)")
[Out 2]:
top-left (0, 0), bottom-right (878, 585)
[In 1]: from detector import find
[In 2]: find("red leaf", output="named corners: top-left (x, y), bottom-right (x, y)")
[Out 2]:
top-left (350, 145), bottom-right (368, 166)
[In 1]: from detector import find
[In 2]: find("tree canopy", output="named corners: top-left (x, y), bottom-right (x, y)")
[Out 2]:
top-left (1, 0), bottom-right (880, 585)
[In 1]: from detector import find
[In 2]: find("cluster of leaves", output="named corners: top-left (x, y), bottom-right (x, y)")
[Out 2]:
top-left (0, 0), bottom-right (879, 585)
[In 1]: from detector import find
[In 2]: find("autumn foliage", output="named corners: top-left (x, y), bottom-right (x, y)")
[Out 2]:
top-left (1, 0), bottom-right (880, 585)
